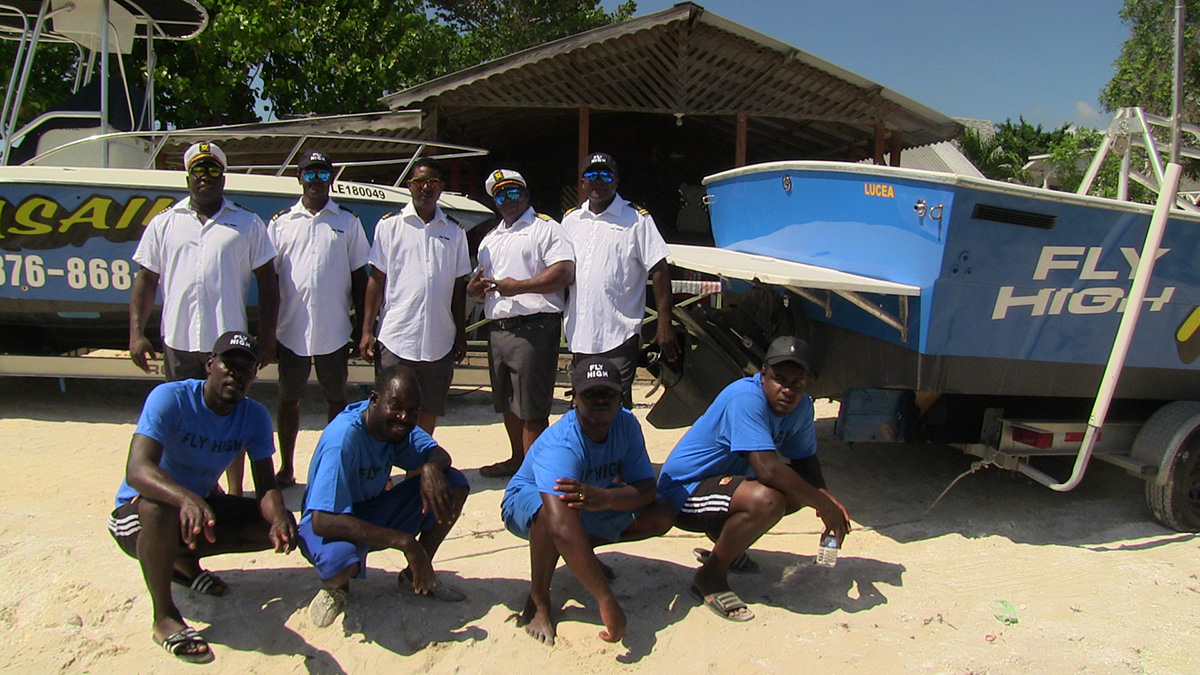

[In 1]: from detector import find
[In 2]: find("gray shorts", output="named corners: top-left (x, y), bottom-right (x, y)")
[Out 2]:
top-left (377, 344), bottom-right (455, 416)
top-left (573, 333), bottom-right (640, 408)
top-left (488, 313), bottom-right (561, 419)
top-left (277, 341), bottom-right (349, 403)
top-left (163, 345), bottom-right (208, 381)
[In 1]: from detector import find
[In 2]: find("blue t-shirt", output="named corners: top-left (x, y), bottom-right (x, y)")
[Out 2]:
top-left (300, 400), bottom-right (440, 525)
top-left (114, 379), bottom-right (275, 507)
top-left (502, 408), bottom-right (655, 523)
top-left (657, 373), bottom-right (816, 511)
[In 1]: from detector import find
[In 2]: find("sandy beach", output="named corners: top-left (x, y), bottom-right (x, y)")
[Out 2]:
top-left (0, 375), bottom-right (1196, 674)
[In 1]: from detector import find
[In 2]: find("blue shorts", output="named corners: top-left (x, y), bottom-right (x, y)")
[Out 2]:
top-left (299, 468), bottom-right (469, 580)
top-left (502, 484), bottom-right (641, 543)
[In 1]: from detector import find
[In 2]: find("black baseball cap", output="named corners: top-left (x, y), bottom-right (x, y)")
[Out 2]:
top-left (572, 356), bottom-right (622, 395)
top-left (582, 152), bottom-right (617, 175)
top-left (298, 151), bottom-right (333, 171)
top-left (212, 331), bottom-right (258, 360)
top-left (763, 336), bottom-right (812, 374)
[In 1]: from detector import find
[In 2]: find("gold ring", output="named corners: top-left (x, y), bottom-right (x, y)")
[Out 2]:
top-left (578, 491), bottom-right (586, 502)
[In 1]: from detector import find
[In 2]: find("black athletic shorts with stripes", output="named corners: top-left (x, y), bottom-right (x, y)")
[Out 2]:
top-left (108, 493), bottom-right (265, 558)
top-left (675, 475), bottom-right (748, 533)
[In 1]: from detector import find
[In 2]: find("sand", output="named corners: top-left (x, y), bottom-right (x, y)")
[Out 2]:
top-left (0, 376), bottom-right (1196, 674)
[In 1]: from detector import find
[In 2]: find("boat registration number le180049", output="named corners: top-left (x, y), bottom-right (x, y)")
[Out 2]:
top-left (330, 182), bottom-right (389, 201)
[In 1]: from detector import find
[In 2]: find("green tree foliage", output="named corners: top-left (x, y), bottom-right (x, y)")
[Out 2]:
top-left (1100, 0), bottom-right (1200, 120)
top-left (959, 127), bottom-right (1026, 182)
top-left (0, 42), bottom-right (78, 126)
top-left (1, 0), bottom-right (634, 130)
top-left (431, 0), bottom-right (636, 65)
top-left (958, 117), bottom-right (1071, 183)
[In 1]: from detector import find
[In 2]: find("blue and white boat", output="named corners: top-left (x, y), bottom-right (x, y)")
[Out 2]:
top-left (660, 107), bottom-right (1200, 532)
top-left (693, 157), bottom-right (1200, 401)
top-left (0, 1), bottom-right (492, 356)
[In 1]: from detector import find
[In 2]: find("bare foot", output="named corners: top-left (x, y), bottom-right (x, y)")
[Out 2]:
top-left (520, 595), bottom-right (556, 646)
top-left (598, 597), bottom-right (626, 642)
top-left (479, 458), bottom-right (522, 478)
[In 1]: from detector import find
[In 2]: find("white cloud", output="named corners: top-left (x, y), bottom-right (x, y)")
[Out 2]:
top-left (1074, 101), bottom-right (1107, 128)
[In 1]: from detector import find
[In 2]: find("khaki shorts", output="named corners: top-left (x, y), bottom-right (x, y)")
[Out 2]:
top-left (163, 345), bottom-right (209, 381)
top-left (488, 313), bottom-right (561, 419)
top-left (276, 341), bottom-right (349, 402)
top-left (377, 344), bottom-right (455, 416)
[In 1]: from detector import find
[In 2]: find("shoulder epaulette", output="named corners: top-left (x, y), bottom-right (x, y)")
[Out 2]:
top-left (564, 206), bottom-right (580, 216)
top-left (378, 210), bottom-right (398, 221)
top-left (270, 207), bottom-right (290, 222)
top-left (446, 213), bottom-right (461, 227)
top-left (231, 201), bottom-right (253, 213)
top-left (340, 206), bottom-right (358, 218)
top-left (633, 204), bottom-right (650, 216)
top-left (536, 212), bottom-right (552, 221)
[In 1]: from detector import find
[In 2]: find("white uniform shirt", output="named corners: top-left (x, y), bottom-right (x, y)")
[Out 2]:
top-left (268, 198), bottom-right (370, 356)
top-left (369, 203), bottom-right (472, 361)
top-left (133, 197), bottom-right (276, 352)
top-left (562, 195), bottom-right (671, 353)
top-left (476, 207), bottom-right (574, 320)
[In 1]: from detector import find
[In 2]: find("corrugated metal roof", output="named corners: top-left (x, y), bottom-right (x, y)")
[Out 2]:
top-left (867, 141), bottom-right (984, 177)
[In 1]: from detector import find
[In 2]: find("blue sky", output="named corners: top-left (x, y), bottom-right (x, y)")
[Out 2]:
top-left (604, 0), bottom-right (1131, 130)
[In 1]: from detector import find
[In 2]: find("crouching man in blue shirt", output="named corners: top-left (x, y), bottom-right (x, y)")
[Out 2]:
top-left (108, 331), bottom-right (296, 664)
top-left (502, 357), bottom-right (674, 646)
top-left (298, 364), bottom-right (469, 628)
top-left (657, 336), bottom-right (851, 623)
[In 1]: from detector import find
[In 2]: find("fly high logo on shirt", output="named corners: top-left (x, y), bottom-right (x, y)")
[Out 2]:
top-left (582, 460), bottom-right (623, 484)
top-left (179, 432), bottom-right (242, 453)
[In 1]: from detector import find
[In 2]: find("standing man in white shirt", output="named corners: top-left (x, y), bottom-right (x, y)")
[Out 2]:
top-left (562, 152), bottom-right (679, 408)
top-left (359, 157), bottom-right (472, 435)
top-left (129, 141), bottom-right (279, 497)
top-left (267, 151), bottom-right (371, 488)
top-left (467, 169), bottom-right (575, 478)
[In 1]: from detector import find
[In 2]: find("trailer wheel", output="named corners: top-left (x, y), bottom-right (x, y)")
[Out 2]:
top-left (1138, 402), bottom-right (1200, 532)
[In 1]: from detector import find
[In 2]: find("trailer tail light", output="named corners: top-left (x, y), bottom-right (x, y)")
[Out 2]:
top-left (1011, 426), bottom-right (1098, 449)
top-left (1012, 426), bottom-right (1052, 449)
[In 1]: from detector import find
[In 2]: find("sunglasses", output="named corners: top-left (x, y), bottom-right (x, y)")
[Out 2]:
top-left (188, 164), bottom-right (224, 179)
top-left (493, 187), bottom-right (524, 205)
top-left (582, 169), bottom-right (614, 183)
top-left (410, 177), bottom-right (443, 189)
top-left (302, 168), bottom-right (333, 183)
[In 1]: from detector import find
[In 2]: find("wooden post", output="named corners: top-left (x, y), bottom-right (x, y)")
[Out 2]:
top-left (889, 130), bottom-right (903, 167)
top-left (873, 122), bottom-right (887, 165)
top-left (577, 107), bottom-right (590, 203)
top-left (735, 114), bottom-right (748, 167)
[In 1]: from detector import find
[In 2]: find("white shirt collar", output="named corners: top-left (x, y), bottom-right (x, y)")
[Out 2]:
top-left (401, 201), bottom-right (448, 226)
top-left (580, 194), bottom-right (627, 220)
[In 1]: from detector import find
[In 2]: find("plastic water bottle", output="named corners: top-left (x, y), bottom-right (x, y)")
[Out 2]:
top-left (814, 534), bottom-right (839, 567)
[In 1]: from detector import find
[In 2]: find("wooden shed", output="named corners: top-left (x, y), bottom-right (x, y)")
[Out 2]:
top-left (380, 1), bottom-right (962, 241)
